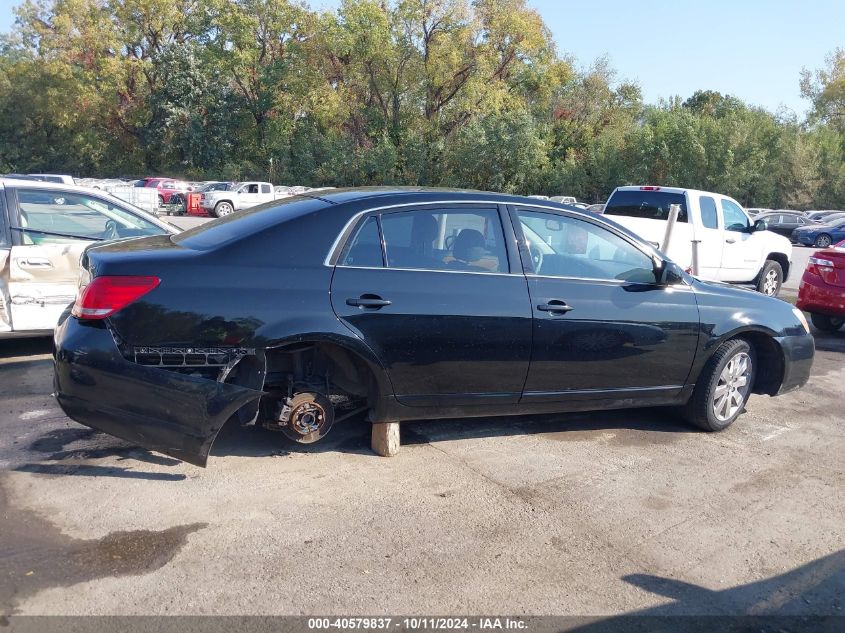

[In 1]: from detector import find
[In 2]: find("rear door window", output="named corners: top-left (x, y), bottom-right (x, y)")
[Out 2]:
top-left (341, 217), bottom-right (383, 268)
top-left (261, 184), bottom-right (271, 194)
top-left (604, 190), bottom-right (688, 223)
top-left (699, 196), bottom-right (719, 229)
top-left (380, 208), bottom-right (507, 273)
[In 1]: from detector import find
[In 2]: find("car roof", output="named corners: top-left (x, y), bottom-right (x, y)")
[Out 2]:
top-left (297, 186), bottom-right (585, 209)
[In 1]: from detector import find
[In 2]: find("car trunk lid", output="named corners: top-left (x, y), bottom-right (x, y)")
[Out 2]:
top-left (810, 247), bottom-right (845, 287)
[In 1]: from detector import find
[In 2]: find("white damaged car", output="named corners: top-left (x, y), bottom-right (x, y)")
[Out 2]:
top-left (0, 178), bottom-right (177, 337)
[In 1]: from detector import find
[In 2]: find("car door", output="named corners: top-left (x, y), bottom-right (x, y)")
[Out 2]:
top-left (692, 193), bottom-right (723, 278)
top-left (510, 206), bottom-right (700, 403)
top-left (4, 186), bottom-right (165, 332)
top-left (238, 184), bottom-right (261, 208)
top-left (718, 198), bottom-right (762, 282)
top-left (258, 183), bottom-right (274, 204)
top-left (330, 204), bottom-right (532, 407)
top-left (0, 190), bottom-right (12, 334)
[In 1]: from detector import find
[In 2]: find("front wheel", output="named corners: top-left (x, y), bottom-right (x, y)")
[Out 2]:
top-left (214, 201), bottom-right (234, 217)
top-left (810, 313), bottom-right (844, 332)
top-left (755, 260), bottom-right (783, 296)
top-left (685, 339), bottom-right (755, 432)
top-left (815, 234), bottom-right (832, 248)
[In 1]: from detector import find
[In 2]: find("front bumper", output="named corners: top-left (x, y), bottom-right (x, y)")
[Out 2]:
top-left (53, 315), bottom-right (263, 466)
top-left (791, 232), bottom-right (817, 246)
top-left (774, 333), bottom-right (815, 396)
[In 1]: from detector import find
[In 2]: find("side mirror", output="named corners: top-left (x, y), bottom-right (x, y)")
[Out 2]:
top-left (655, 259), bottom-right (684, 285)
top-left (753, 219), bottom-right (768, 232)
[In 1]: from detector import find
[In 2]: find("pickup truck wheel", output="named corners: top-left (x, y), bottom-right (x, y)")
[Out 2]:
top-left (814, 234), bottom-right (832, 248)
top-left (755, 260), bottom-right (783, 296)
top-left (214, 201), bottom-right (234, 217)
top-left (685, 339), bottom-right (755, 432)
top-left (810, 313), bottom-right (845, 332)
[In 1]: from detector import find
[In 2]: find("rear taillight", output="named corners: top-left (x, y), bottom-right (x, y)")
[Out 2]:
top-left (72, 276), bottom-right (160, 319)
top-left (806, 256), bottom-right (834, 277)
top-left (639, 186), bottom-right (661, 191)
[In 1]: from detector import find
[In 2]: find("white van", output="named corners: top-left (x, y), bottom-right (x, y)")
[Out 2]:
top-left (603, 186), bottom-right (792, 296)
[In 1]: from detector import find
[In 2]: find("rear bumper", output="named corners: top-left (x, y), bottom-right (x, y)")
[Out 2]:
top-left (775, 333), bottom-right (814, 396)
top-left (797, 274), bottom-right (845, 317)
top-left (53, 316), bottom-right (263, 466)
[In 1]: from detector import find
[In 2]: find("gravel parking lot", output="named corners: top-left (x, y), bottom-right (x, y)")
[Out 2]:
top-left (1, 326), bottom-right (843, 617)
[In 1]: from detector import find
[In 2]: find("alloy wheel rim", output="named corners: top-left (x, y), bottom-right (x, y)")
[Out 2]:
top-left (713, 352), bottom-right (752, 422)
top-left (763, 270), bottom-right (779, 295)
top-left (819, 236), bottom-right (831, 247)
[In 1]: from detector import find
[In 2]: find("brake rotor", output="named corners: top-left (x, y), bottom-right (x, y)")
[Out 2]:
top-left (280, 393), bottom-right (335, 444)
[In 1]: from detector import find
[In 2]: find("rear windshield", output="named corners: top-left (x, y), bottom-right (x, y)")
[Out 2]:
top-left (172, 196), bottom-right (331, 250)
top-left (604, 190), bottom-right (688, 223)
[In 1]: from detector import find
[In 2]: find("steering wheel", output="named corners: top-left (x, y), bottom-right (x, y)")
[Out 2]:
top-left (102, 219), bottom-right (120, 240)
top-left (527, 240), bottom-right (544, 272)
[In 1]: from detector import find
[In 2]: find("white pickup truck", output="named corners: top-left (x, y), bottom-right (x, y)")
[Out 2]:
top-left (199, 181), bottom-right (286, 217)
top-left (603, 186), bottom-right (792, 296)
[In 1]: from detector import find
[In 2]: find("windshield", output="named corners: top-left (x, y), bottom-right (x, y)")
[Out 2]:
top-left (197, 182), bottom-right (232, 193)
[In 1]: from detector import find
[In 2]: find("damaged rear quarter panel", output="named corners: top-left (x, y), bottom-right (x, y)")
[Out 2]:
top-left (54, 317), bottom-right (264, 466)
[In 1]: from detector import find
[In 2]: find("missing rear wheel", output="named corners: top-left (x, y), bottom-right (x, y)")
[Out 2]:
top-left (278, 392), bottom-right (335, 444)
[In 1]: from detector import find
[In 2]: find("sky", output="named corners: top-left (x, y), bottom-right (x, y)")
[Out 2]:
top-left (1, 0), bottom-right (842, 116)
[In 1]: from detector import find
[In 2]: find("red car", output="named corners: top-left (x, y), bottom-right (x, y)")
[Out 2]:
top-left (797, 239), bottom-right (845, 332)
top-left (134, 178), bottom-right (189, 206)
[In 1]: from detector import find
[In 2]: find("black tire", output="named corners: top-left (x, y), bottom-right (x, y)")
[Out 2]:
top-left (755, 259), bottom-right (783, 296)
top-left (814, 234), bottom-right (832, 248)
top-left (685, 339), bottom-right (755, 432)
top-left (810, 313), bottom-right (845, 332)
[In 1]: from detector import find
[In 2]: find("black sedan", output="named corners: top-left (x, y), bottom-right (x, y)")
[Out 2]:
top-left (53, 188), bottom-right (814, 466)
top-left (755, 211), bottom-right (815, 238)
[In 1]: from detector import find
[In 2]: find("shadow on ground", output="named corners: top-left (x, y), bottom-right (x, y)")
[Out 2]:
top-left (562, 549), bottom-right (845, 631)
top-left (210, 406), bottom-right (695, 460)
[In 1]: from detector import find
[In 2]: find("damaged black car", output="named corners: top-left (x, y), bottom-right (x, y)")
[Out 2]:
top-left (53, 188), bottom-right (814, 466)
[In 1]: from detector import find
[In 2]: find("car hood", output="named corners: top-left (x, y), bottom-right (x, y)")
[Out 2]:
top-left (690, 277), bottom-right (807, 337)
top-left (795, 224), bottom-right (834, 232)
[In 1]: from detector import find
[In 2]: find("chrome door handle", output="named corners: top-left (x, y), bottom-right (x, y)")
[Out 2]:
top-left (537, 300), bottom-right (574, 314)
top-left (346, 294), bottom-right (391, 309)
top-left (725, 238), bottom-right (736, 244)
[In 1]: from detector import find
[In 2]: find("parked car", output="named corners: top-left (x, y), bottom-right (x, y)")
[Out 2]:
top-left (603, 186), bottom-right (792, 296)
top-left (805, 210), bottom-right (843, 222)
top-left (797, 240), bottom-right (845, 332)
top-left (550, 196), bottom-right (577, 204)
top-left (195, 181), bottom-right (233, 193)
top-left (25, 174), bottom-right (76, 185)
top-left (746, 208), bottom-right (773, 217)
top-left (755, 211), bottom-right (815, 238)
top-left (791, 218), bottom-right (845, 248)
top-left (0, 178), bottom-right (177, 338)
top-left (134, 177), bottom-right (188, 206)
top-left (53, 188), bottom-right (813, 466)
top-left (199, 181), bottom-right (283, 217)
top-left (586, 203), bottom-right (605, 214)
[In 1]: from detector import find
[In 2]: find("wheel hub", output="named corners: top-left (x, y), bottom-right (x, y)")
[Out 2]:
top-left (713, 352), bottom-right (752, 422)
top-left (289, 401), bottom-right (327, 436)
top-left (763, 270), bottom-right (778, 295)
